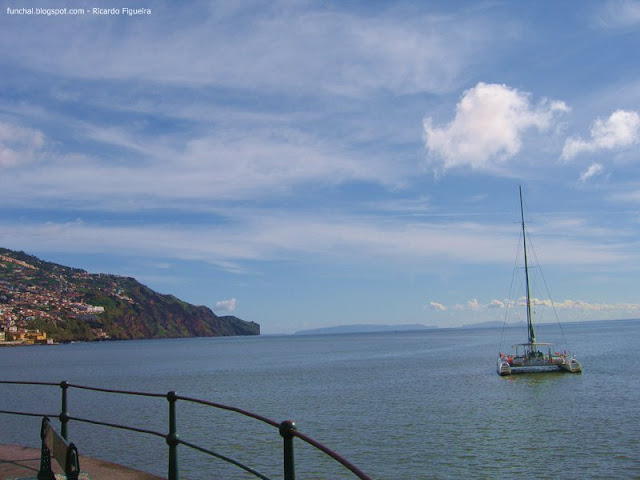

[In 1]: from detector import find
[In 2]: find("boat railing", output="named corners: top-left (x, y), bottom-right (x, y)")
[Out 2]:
top-left (0, 380), bottom-right (372, 480)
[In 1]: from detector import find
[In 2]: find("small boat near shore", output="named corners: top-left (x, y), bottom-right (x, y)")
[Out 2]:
top-left (497, 187), bottom-right (582, 376)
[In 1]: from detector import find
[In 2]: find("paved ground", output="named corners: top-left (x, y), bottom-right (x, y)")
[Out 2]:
top-left (0, 444), bottom-right (165, 480)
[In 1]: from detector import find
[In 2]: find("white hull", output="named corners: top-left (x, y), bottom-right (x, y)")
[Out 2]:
top-left (558, 357), bottom-right (582, 373)
top-left (497, 353), bottom-right (582, 376)
top-left (497, 360), bottom-right (511, 376)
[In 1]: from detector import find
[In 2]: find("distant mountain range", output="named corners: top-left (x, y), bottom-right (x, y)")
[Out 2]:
top-left (0, 247), bottom-right (259, 342)
top-left (295, 321), bottom-right (511, 335)
top-left (461, 320), bottom-right (505, 328)
top-left (295, 324), bottom-right (436, 335)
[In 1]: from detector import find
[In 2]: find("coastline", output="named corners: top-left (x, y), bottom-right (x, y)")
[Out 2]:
top-left (0, 341), bottom-right (59, 347)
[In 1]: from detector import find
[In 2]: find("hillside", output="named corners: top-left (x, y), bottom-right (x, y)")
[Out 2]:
top-left (0, 247), bottom-right (259, 342)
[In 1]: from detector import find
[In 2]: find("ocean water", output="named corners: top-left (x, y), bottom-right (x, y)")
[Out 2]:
top-left (1, 320), bottom-right (639, 479)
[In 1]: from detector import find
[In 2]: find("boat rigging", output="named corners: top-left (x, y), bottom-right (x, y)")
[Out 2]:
top-left (497, 187), bottom-right (582, 375)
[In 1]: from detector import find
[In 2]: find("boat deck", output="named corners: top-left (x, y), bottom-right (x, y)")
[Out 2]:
top-left (0, 444), bottom-right (164, 480)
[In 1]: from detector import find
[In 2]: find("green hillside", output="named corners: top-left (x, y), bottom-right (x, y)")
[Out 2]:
top-left (0, 247), bottom-right (259, 342)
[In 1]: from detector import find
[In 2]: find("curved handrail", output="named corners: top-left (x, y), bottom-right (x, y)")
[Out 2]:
top-left (67, 382), bottom-right (167, 398)
top-left (178, 437), bottom-right (271, 480)
top-left (292, 429), bottom-right (372, 479)
top-left (0, 380), bottom-right (59, 387)
top-left (175, 394), bottom-right (281, 427)
top-left (0, 409), bottom-right (58, 418)
top-left (66, 414), bottom-right (166, 439)
top-left (0, 380), bottom-right (372, 480)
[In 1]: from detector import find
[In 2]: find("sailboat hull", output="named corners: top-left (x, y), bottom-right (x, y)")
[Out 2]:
top-left (497, 354), bottom-right (582, 375)
top-left (558, 357), bottom-right (583, 373)
top-left (497, 359), bottom-right (511, 376)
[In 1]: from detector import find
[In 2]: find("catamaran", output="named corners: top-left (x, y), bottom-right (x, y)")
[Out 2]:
top-left (497, 187), bottom-right (582, 376)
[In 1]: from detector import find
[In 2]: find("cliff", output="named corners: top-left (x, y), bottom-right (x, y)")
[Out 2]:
top-left (0, 247), bottom-right (259, 342)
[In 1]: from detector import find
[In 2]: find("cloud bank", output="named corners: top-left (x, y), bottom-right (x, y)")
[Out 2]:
top-left (432, 297), bottom-right (640, 315)
top-left (0, 2), bottom-right (492, 97)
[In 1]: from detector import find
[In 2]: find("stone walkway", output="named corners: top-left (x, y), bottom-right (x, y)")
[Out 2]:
top-left (0, 444), bottom-right (165, 480)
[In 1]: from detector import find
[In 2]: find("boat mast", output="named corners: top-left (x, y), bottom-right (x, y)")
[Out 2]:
top-left (520, 186), bottom-right (536, 346)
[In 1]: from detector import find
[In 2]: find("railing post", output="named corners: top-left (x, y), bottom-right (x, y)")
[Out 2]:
top-left (59, 381), bottom-right (69, 440)
top-left (279, 420), bottom-right (296, 480)
top-left (166, 391), bottom-right (179, 480)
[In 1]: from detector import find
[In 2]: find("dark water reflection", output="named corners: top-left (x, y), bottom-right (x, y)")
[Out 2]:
top-left (1, 320), bottom-right (639, 479)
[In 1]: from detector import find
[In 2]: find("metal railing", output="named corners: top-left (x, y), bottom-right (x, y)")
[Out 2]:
top-left (0, 380), bottom-right (372, 480)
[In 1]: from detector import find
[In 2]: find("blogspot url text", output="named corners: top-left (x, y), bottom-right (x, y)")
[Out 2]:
top-left (6, 7), bottom-right (152, 16)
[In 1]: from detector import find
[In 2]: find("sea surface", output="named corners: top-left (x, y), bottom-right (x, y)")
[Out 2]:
top-left (1, 319), bottom-right (639, 479)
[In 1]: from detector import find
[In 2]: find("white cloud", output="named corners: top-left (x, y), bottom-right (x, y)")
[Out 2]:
top-left (488, 299), bottom-right (505, 309)
top-left (215, 298), bottom-right (237, 312)
top-left (0, 122), bottom-right (45, 168)
top-left (546, 299), bottom-right (640, 312)
top-left (607, 189), bottom-right (640, 203)
top-left (435, 298), bottom-right (640, 314)
top-left (562, 110), bottom-right (640, 160)
top-left (424, 83), bottom-right (569, 173)
top-left (509, 297), bottom-right (640, 313)
top-left (429, 301), bottom-right (447, 311)
top-left (0, 3), bottom-right (494, 97)
top-left (0, 122), bottom-right (411, 209)
top-left (579, 163), bottom-right (605, 182)
top-left (468, 299), bottom-right (481, 311)
top-left (0, 210), bottom-right (628, 275)
top-left (595, 0), bottom-right (640, 28)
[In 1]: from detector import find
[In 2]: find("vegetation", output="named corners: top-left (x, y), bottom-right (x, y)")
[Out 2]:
top-left (0, 247), bottom-right (259, 342)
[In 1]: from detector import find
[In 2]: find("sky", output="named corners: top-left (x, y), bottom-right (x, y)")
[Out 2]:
top-left (2, 1), bottom-right (640, 334)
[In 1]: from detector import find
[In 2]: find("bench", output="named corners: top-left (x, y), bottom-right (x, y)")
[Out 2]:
top-left (36, 416), bottom-right (87, 480)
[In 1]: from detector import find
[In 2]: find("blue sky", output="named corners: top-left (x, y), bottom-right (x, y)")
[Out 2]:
top-left (2, 0), bottom-right (640, 334)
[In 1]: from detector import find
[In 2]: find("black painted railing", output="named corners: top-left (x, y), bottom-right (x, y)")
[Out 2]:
top-left (0, 380), bottom-right (372, 480)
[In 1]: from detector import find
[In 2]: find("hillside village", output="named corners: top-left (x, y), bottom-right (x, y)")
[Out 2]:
top-left (0, 248), bottom-right (260, 344)
top-left (0, 253), bottom-right (116, 344)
